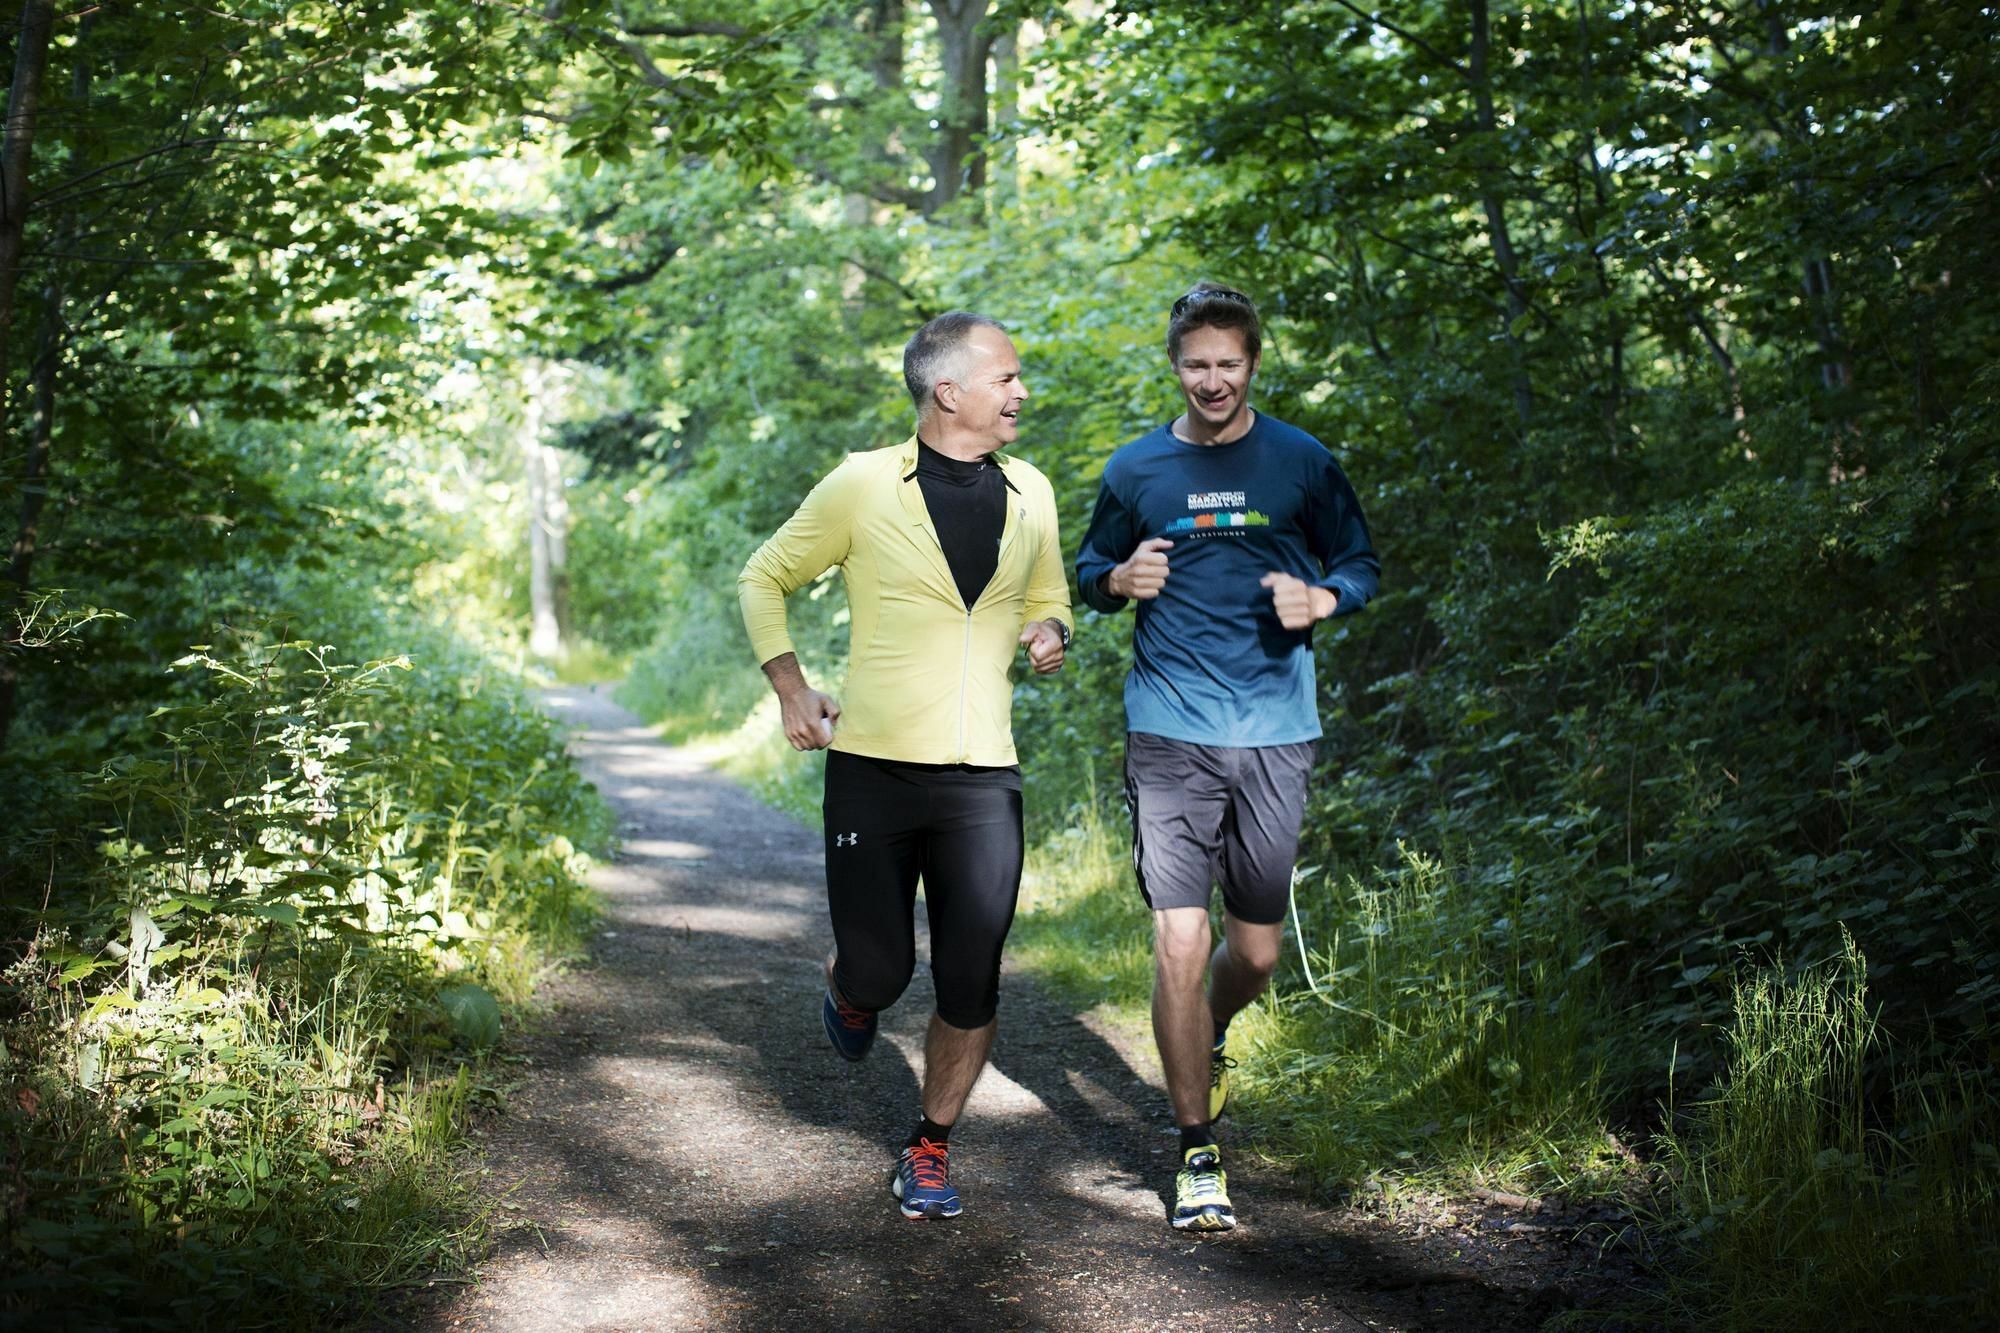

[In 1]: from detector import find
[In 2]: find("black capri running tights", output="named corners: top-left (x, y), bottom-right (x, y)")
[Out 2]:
top-left (822, 749), bottom-right (1024, 1030)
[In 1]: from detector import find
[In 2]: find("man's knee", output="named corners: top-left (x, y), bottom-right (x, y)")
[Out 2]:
top-left (837, 957), bottom-right (915, 1013)
top-left (1223, 918), bottom-right (1284, 980)
top-left (934, 995), bottom-right (997, 1030)
top-left (1153, 909), bottom-right (1212, 979)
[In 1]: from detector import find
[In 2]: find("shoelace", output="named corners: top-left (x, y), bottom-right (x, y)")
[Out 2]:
top-left (833, 995), bottom-right (873, 1031)
top-left (905, 1139), bottom-right (951, 1190)
top-left (1209, 1054), bottom-right (1237, 1087)
top-left (1182, 1155), bottom-right (1224, 1196)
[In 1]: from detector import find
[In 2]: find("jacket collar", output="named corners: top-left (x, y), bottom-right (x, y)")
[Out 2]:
top-left (897, 434), bottom-right (1021, 493)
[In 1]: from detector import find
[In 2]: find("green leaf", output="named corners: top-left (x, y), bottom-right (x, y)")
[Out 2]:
top-left (438, 982), bottom-right (502, 1050)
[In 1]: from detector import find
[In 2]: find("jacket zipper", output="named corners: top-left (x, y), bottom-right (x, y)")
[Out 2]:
top-left (956, 609), bottom-right (973, 762)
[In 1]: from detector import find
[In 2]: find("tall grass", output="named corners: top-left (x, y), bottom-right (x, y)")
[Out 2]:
top-left (2, 950), bottom-right (490, 1321)
top-left (1012, 798), bottom-right (1153, 1015)
top-left (1656, 934), bottom-right (2000, 1329)
top-left (1259, 845), bottom-right (1620, 1194)
top-left (1013, 810), bottom-right (1624, 1198)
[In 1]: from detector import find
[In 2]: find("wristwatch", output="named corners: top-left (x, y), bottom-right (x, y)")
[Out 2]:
top-left (1053, 619), bottom-right (1072, 649)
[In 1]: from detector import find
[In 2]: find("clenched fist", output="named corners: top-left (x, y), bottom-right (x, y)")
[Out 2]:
top-left (1107, 537), bottom-right (1175, 600)
top-left (1019, 619), bottom-right (1067, 674)
top-left (1261, 572), bottom-right (1338, 630)
top-left (778, 686), bottom-right (841, 750)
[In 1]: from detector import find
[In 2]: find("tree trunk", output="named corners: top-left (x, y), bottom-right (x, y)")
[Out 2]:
top-left (543, 436), bottom-right (571, 644)
top-left (0, 286), bottom-right (55, 749)
top-left (522, 364), bottom-right (564, 659)
top-left (866, 0), bottom-right (904, 91)
top-left (1468, 0), bottom-right (1534, 429)
top-left (0, 0), bottom-right (60, 751)
top-left (988, 21), bottom-right (1020, 218)
top-left (0, 0), bottom-right (55, 422)
top-left (923, 0), bottom-right (992, 214)
top-left (1575, 0), bottom-right (1624, 453)
top-left (843, 0), bottom-right (904, 307)
top-left (1677, 279), bottom-right (1751, 450)
top-left (1760, 2), bottom-right (1854, 449)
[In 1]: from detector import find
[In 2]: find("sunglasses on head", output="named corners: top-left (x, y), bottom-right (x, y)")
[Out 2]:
top-left (1170, 286), bottom-right (1253, 319)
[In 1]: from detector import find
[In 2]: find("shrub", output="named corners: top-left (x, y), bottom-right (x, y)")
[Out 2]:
top-left (0, 632), bottom-right (606, 1325)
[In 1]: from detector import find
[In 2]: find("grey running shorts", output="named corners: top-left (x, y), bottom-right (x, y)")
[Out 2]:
top-left (1122, 731), bottom-right (1316, 925)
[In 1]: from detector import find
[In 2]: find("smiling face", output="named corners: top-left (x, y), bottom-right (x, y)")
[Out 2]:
top-left (1172, 324), bottom-right (1258, 443)
top-left (937, 325), bottom-right (1030, 456)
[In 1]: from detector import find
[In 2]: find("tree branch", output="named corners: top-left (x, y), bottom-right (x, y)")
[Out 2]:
top-left (838, 255), bottom-right (930, 314)
top-left (619, 21), bottom-right (748, 39)
top-left (31, 135), bottom-right (239, 207)
top-left (20, 250), bottom-right (230, 266)
top-left (588, 248), bottom-right (674, 292)
top-left (1325, 0), bottom-right (1470, 79)
top-left (793, 153), bottom-right (927, 212)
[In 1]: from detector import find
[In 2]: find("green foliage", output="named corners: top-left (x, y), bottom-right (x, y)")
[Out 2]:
top-left (616, 529), bottom-right (785, 744)
top-left (0, 1), bottom-right (911, 1323)
top-left (0, 631), bottom-right (605, 1323)
top-left (438, 984), bottom-right (504, 1052)
top-left (1656, 936), bottom-right (2000, 1328)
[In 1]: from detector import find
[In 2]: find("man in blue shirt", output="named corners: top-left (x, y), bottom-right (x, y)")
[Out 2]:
top-left (1075, 282), bottom-right (1379, 1231)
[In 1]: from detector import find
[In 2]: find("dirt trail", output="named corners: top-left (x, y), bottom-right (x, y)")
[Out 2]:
top-left (417, 687), bottom-right (1627, 1331)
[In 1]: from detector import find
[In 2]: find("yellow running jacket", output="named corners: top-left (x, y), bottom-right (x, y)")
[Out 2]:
top-left (738, 435), bottom-right (1071, 766)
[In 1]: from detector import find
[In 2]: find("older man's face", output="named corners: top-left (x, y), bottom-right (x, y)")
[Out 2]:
top-left (946, 326), bottom-right (1030, 452)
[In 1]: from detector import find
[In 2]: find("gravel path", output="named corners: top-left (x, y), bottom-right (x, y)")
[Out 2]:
top-left (417, 686), bottom-right (1631, 1331)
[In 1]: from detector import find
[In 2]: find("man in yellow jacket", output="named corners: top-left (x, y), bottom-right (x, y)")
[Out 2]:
top-left (738, 311), bottom-right (1071, 1221)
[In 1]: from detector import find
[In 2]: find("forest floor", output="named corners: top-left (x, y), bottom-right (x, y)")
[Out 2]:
top-left (409, 687), bottom-right (1651, 1332)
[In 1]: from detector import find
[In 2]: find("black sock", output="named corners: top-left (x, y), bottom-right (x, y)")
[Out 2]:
top-left (908, 1116), bottom-right (953, 1148)
top-left (1180, 1124), bottom-right (1216, 1157)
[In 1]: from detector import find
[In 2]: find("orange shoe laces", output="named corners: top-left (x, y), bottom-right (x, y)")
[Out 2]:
top-left (833, 994), bottom-right (873, 1031)
top-left (905, 1138), bottom-right (950, 1189)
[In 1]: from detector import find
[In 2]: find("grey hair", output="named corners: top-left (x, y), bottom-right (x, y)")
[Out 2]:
top-left (902, 311), bottom-right (1006, 412)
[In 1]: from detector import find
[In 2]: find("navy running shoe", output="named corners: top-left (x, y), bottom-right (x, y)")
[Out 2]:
top-left (890, 1138), bottom-right (963, 1220)
top-left (821, 986), bottom-right (877, 1061)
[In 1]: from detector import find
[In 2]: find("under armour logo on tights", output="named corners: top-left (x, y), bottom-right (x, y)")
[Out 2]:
top-left (835, 833), bottom-right (860, 847)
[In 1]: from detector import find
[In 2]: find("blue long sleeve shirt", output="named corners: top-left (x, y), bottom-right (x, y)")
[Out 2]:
top-left (1075, 412), bottom-right (1379, 747)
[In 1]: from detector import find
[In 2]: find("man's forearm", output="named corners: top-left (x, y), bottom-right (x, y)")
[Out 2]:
top-left (1078, 566), bottom-right (1129, 613)
top-left (761, 652), bottom-right (809, 696)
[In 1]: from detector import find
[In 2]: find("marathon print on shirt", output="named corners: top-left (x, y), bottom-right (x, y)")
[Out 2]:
top-left (1162, 489), bottom-right (1271, 537)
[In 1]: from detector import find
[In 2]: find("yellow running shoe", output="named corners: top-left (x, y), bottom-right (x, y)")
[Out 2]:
top-left (1208, 1036), bottom-right (1236, 1121)
top-left (1172, 1144), bottom-right (1235, 1231)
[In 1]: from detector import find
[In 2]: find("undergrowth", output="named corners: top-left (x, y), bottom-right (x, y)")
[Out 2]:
top-left (0, 632), bottom-right (608, 1326)
top-left (1014, 804), bottom-right (1626, 1200)
top-left (1654, 935), bottom-right (2000, 1330)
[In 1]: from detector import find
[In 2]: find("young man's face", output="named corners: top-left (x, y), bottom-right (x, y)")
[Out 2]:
top-left (946, 325), bottom-right (1031, 451)
top-left (1173, 325), bottom-right (1258, 437)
